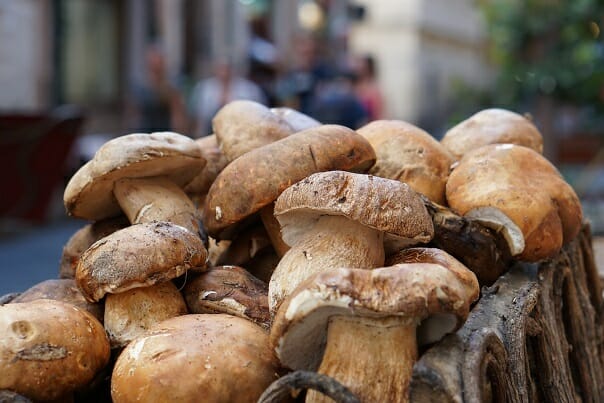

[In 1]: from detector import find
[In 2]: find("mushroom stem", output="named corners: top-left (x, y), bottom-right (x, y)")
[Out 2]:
top-left (114, 176), bottom-right (200, 234)
top-left (269, 215), bottom-right (384, 313)
top-left (307, 315), bottom-right (417, 403)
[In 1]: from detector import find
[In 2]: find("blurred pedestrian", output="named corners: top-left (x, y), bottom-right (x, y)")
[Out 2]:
top-left (191, 59), bottom-right (267, 137)
top-left (352, 54), bottom-right (385, 121)
top-left (127, 44), bottom-right (188, 133)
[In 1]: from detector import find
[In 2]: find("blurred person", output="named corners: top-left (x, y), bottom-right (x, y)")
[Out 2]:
top-left (127, 44), bottom-right (188, 133)
top-left (191, 59), bottom-right (267, 137)
top-left (352, 54), bottom-right (384, 121)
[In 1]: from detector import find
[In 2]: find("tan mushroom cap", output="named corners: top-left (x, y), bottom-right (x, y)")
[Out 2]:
top-left (111, 314), bottom-right (279, 403)
top-left (76, 221), bottom-right (208, 302)
top-left (184, 134), bottom-right (229, 196)
top-left (213, 100), bottom-right (293, 162)
top-left (183, 265), bottom-right (270, 329)
top-left (275, 171), bottom-right (434, 252)
top-left (64, 132), bottom-right (206, 221)
top-left (446, 144), bottom-right (583, 261)
top-left (270, 107), bottom-right (321, 132)
top-left (203, 125), bottom-right (376, 238)
top-left (357, 120), bottom-right (454, 204)
top-left (104, 281), bottom-right (188, 348)
top-left (13, 279), bottom-right (103, 323)
top-left (271, 264), bottom-right (479, 371)
top-left (441, 108), bottom-right (543, 160)
top-left (0, 299), bottom-right (110, 401)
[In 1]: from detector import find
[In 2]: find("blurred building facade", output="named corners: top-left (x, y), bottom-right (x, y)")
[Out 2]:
top-left (0, 0), bottom-right (490, 136)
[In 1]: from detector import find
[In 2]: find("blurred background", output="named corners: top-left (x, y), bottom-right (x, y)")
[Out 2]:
top-left (0, 0), bottom-right (603, 294)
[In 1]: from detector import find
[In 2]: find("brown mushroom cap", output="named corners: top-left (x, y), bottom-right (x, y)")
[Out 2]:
top-left (183, 265), bottom-right (270, 329)
top-left (76, 221), bottom-right (208, 302)
top-left (274, 171), bottom-right (434, 252)
top-left (441, 108), bottom-right (543, 160)
top-left (0, 299), bottom-right (110, 401)
top-left (59, 216), bottom-right (129, 279)
top-left (213, 100), bottom-right (294, 162)
top-left (64, 132), bottom-right (206, 221)
top-left (184, 134), bottom-right (229, 196)
top-left (270, 264), bottom-right (479, 372)
top-left (203, 125), bottom-right (376, 238)
top-left (357, 120), bottom-right (454, 204)
top-left (13, 279), bottom-right (104, 323)
top-left (446, 144), bottom-right (583, 261)
top-left (270, 107), bottom-right (321, 132)
top-left (111, 314), bottom-right (279, 403)
top-left (104, 281), bottom-right (188, 348)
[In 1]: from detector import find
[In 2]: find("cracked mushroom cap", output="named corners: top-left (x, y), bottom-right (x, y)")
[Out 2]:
top-left (76, 221), bottom-right (208, 302)
top-left (446, 144), bottom-right (583, 261)
top-left (183, 265), bottom-right (270, 329)
top-left (64, 132), bottom-right (206, 221)
top-left (0, 299), bottom-right (110, 401)
top-left (441, 108), bottom-right (543, 161)
top-left (203, 125), bottom-right (376, 238)
top-left (111, 314), bottom-right (279, 403)
top-left (357, 120), bottom-right (454, 204)
top-left (274, 171), bottom-right (434, 253)
top-left (270, 264), bottom-right (479, 371)
top-left (213, 100), bottom-right (294, 162)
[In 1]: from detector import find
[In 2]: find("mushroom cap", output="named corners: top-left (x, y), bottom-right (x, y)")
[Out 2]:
top-left (270, 264), bottom-right (479, 371)
top-left (270, 107), bottom-right (321, 132)
top-left (441, 108), bottom-right (543, 160)
top-left (59, 216), bottom-right (129, 279)
top-left (357, 120), bottom-right (454, 204)
top-left (203, 125), bottom-right (376, 238)
top-left (213, 100), bottom-right (294, 162)
top-left (184, 135), bottom-right (229, 195)
top-left (104, 281), bottom-right (188, 348)
top-left (0, 299), bottom-right (110, 401)
top-left (111, 314), bottom-right (278, 403)
top-left (76, 221), bottom-right (208, 302)
top-left (274, 171), bottom-right (434, 252)
top-left (13, 279), bottom-right (104, 323)
top-left (446, 144), bottom-right (583, 261)
top-left (64, 132), bottom-right (206, 221)
top-left (183, 265), bottom-right (270, 329)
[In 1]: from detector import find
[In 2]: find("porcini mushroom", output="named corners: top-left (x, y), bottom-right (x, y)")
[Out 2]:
top-left (440, 108), bottom-right (543, 161)
top-left (76, 221), bottom-right (208, 302)
top-left (270, 262), bottom-right (479, 403)
top-left (446, 144), bottom-right (583, 261)
top-left (357, 120), bottom-right (454, 204)
top-left (64, 132), bottom-right (206, 235)
top-left (0, 299), bottom-right (110, 401)
top-left (213, 100), bottom-right (294, 162)
top-left (184, 134), bottom-right (229, 201)
top-left (111, 314), bottom-right (279, 403)
top-left (270, 107), bottom-right (321, 132)
top-left (269, 170), bottom-right (434, 314)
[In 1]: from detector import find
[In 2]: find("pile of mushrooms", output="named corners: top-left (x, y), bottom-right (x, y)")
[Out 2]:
top-left (0, 102), bottom-right (584, 402)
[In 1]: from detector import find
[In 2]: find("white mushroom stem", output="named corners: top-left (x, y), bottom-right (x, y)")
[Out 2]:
top-left (114, 176), bottom-right (200, 234)
top-left (307, 315), bottom-right (418, 403)
top-left (268, 215), bottom-right (384, 313)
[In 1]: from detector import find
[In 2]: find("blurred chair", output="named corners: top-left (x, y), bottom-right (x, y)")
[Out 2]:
top-left (0, 106), bottom-right (85, 223)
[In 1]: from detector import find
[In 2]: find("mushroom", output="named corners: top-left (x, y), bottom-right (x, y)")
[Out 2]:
top-left (0, 299), bottom-right (110, 401)
top-left (213, 100), bottom-right (294, 162)
top-left (446, 144), bottom-right (583, 261)
top-left (12, 279), bottom-right (103, 323)
top-left (104, 281), bottom-right (188, 348)
top-left (357, 120), bottom-right (454, 204)
top-left (203, 124), bottom-right (376, 240)
top-left (76, 221), bottom-right (208, 302)
top-left (270, 262), bottom-right (479, 403)
top-left (59, 216), bottom-right (129, 279)
top-left (269, 170), bottom-right (434, 314)
top-left (111, 314), bottom-right (279, 403)
top-left (270, 107), bottom-right (321, 132)
top-left (184, 134), bottom-right (229, 203)
top-left (64, 132), bottom-right (206, 235)
top-left (183, 265), bottom-right (270, 329)
top-left (440, 108), bottom-right (543, 161)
